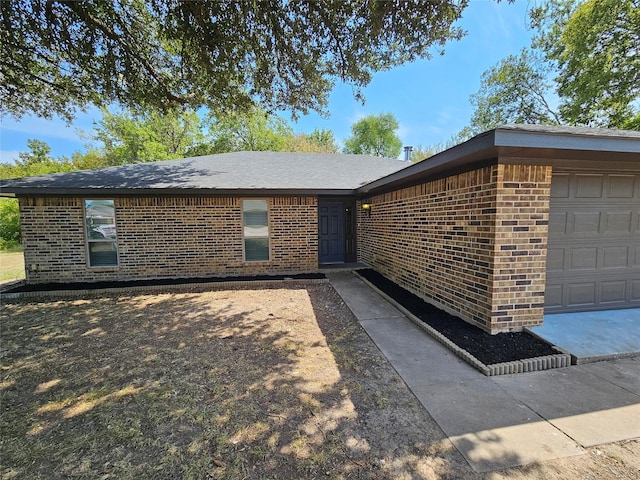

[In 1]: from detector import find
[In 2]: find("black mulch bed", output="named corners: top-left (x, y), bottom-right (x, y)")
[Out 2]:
top-left (357, 269), bottom-right (558, 365)
top-left (1, 273), bottom-right (326, 293)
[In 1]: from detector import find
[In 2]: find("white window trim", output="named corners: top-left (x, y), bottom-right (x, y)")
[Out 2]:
top-left (84, 199), bottom-right (120, 268)
top-left (242, 199), bottom-right (270, 262)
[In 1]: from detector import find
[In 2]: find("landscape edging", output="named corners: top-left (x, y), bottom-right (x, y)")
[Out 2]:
top-left (0, 278), bottom-right (328, 300)
top-left (354, 271), bottom-right (571, 376)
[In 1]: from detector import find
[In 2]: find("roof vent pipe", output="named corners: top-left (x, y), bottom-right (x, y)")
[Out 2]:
top-left (403, 146), bottom-right (413, 162)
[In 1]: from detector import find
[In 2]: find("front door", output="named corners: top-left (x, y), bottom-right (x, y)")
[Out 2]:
top-left (318, 201), bottom-right (344, 263)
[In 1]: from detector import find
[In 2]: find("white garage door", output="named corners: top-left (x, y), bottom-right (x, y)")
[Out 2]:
top-left (545, 172), bottom-right (640, 313)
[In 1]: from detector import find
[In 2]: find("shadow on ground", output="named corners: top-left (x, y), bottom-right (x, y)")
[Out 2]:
top-left (2, 285), bottom-right (638, 479)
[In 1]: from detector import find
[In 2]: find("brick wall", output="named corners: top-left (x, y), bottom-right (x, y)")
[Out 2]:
top-left (20, 196), bottom-right (318, 284)
top-left (358, 163), bottom-right (552, 333)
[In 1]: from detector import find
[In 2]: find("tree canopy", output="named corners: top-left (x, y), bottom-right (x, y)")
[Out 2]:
top-left (206, 107), bottom-right (294, 153)
top-left (462, 49), bottom-right (561, 136)
top-left (0, 106), bottom-right (343, 179)
top-left (1, 139), bottom-right (73, 177)
top-left (343, 113), bottom-right (402, 158)
top-left (533, 0), bottom-right (640, 129)
top-left (94, 109), bottom-right (206, 165)
top-left (282, 130), bottom-right (340, 153)
top-left (0, 0), bottom-right (467, 122)
top-left (462, 0), bottom-right (639, 136)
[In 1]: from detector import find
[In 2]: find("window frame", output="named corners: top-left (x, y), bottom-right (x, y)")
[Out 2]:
top-left (242, 198), bottom-right (270, 262)
top-left (84, 199), bottom-right (119, 268)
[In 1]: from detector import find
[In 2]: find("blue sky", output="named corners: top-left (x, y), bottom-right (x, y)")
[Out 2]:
top-left (0, 0), bottom-right (536, 163)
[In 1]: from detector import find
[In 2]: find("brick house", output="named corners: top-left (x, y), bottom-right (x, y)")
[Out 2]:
top-left (2, 125), bottom-right (639, 333)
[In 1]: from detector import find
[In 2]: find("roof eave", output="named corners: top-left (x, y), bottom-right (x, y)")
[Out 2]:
top-left (357, 130), bottom-right (498, 196)
top-left (494, 125), bottom-right (640, 153)
top-left (0, 187), bottom-right (359, 198)
top-left (357, 125), bottom-right (640, 197)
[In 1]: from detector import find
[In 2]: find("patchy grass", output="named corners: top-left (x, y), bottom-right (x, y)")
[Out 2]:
top-left (0, 249), bottom-right (24, 282)
top-left (1, 285), bottom-right (461, 479)
top-left (1, 285), bottom-right (638, 480)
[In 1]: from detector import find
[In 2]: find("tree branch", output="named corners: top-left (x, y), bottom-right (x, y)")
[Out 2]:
top-left (54, 0), bottom-right (188, 106)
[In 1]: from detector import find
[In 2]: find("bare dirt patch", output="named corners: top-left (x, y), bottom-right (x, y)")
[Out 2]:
top-left (1, 284), bottom-right (638, 479)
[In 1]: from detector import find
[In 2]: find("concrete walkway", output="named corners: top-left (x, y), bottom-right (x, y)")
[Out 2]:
top-left (327, 271), bottom-right (640, 473)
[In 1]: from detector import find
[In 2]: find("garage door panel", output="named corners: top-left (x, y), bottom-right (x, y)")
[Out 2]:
top-left (551, 174), bottom-right (570, 198)
top-left (572, 211), bottom-right (601, 233)
top-left (633, 280), bottom-right (640, 303)
top-left (600, 281), bottom-right (627, 304)
top-left (575, 175), bottom-right (604, 197)
top-left (546, 248), bottom-right (565, 271)
top-left (604, 211), bottom-right (632, 233)
top-left (544, 284), bottom-right (563, 308)
top-left (546, 172), bottom-right (639, 313)
top-left (548, 212), bottom-right (568, 236)
top-left (608, 175), bottom-right (636, 198)
top-left (546, 277), bottom-right (638, 307)
top-left (567, 282), bottom-right (596, 306)
top-left (602, 246), bottom-right (629, 269)
top-left (569, 247), bottom-right (597, 270)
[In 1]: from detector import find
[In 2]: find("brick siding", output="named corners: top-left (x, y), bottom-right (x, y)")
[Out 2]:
top-left (20, 196), bottom-right (318, 284)
top-left (358, 163), bottom-right (552, 333)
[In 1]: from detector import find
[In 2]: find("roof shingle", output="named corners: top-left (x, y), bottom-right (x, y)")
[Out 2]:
top-left (0, 151), bottom-right (409, 196)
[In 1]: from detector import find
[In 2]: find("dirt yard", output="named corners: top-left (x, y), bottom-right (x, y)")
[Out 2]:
top-left (1, 284), bottom-right (638, 479)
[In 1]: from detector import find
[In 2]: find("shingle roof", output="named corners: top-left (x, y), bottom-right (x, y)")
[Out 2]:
top-left (0, 151), bottom-right (409, 196)
top-left (498, 123), bottom-right (640, 139)
top-left (2, 125), bottom-right (638, 198)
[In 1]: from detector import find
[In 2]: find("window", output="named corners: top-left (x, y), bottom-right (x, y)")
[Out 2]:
top-left (243, 199), bottom-right (269, 261)
top-left (84, 199), bottom-right (118, 267)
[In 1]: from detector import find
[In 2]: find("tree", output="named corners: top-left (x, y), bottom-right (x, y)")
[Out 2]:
top-left (94, 108), bottom-right (206, 165)
top-left (1, 139), bottom-right (73, 178)
top-left (0, 198), bottom-right (21, 249)
top-left (0, 0), bottom-right (467, 122)
top-left (283, 129), bottom-right (340, 153)
top-left (463, 0), bottom-right (639, 134)
top-left (532, 0), bottom-right (640, 129)
top-left (206, 107), bottom-right (293, 153)
top-left (463, 49), bottom-right (562, 137)
top-left (69, 149), bottom-right (109, 171)
top-left (0, 140), bottom-right (74, 249)
top-left (343, 113), bottom-right (403, 158)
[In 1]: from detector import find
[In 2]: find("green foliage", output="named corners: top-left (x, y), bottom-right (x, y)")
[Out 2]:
top-left (0, 198), bottom-right (21, 249)
top-left (0, 0), bottom-right (466, 122)
top-left (94, 108), bottom-right (207, 165)
top-left (283, 129), bottom-right (340, 153)
top-left (343, 113), bottom-right (403, 158)
top-left (535, 0), bottom-right (640, 129)
top-left (206, 107), bottom-right (293, 152)
top-left (464, 0), bottom-right (639, 133)
top-left (464, 49), bottom-right (561, 136)
top-left (0, 139), bottom-right (73, 179)
top-left (410, 146), bottom-right (439, 162)
top-left (69, 149), bottom-right (110, 170)
top-left (0, 108), bottom-right (344, 247)
top-left (0, 139), bottom-right (75, 248)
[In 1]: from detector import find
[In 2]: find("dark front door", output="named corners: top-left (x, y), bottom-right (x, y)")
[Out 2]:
top-left (319, 202), bottom-right (344, 263)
